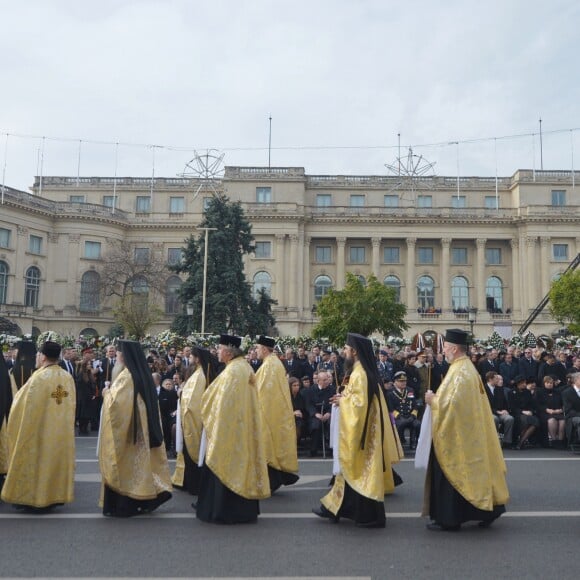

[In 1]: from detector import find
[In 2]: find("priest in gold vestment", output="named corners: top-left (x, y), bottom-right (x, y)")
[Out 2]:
top-left (313, 333), bottom-right (403, 528)
top-left (99, 340), bottom-right (172, 517)
top-left (423, 328), bottom-right (509, 531)
top-left (172, 347), bottom-right (220, 495)
top-left (0, 353), bottom-right (13, 493)
top-left (255, 335), bottom-right (299, 493)
top-left (195, 334), bottom-right (270, 524)
top-left (1, 341), bottom-right (76, 511)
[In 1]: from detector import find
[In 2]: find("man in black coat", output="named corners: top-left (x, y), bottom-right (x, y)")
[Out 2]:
top-left (518, 348), bottom-right (539, 381)
top-left (305, 371), bottom-right (335, 456)
top-left (484, 371), bottom-right (514, 448)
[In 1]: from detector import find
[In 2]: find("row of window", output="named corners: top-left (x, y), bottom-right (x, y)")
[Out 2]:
top-left (254, 241), bottom-right (571, 265)
top-left (309, 273), bottom-right (505, 311)
top-left (256, 187), bottom-right (568, 209)
top-left (0, 263), bottom-right (41, 307)
top-left (57, 187), bottom-right (570, 211)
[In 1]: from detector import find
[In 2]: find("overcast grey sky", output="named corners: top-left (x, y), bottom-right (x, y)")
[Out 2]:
top-left (1, 0), bottom-right (579, 191)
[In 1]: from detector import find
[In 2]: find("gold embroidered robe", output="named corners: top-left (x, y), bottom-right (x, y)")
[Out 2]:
top-left (422, 355), bottom-right (509, 514)
top-left (255, 354), bottom-right (299, 475)
top-left (99, 368), bottom-right (172, 502)
top-left (171, 367), bottom-right (206, 486)
top-left (322, 361), bottom-right (402, 513)
top-left (1, 365), bottom-right (76, 507)
top-left (201, 356), bottom-right (269, 500)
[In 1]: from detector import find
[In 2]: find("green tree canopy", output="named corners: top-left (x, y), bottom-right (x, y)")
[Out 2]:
top-left (549, 269), bottom-right (580, 335)
top-left (312, 272), bottom-right (408, 346)
top-left (170, 195), bottom-right (276, 336)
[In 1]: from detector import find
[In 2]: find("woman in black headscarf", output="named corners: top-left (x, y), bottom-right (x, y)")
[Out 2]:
top-left (98, 340), bottom-right (172, 517)
top-left (172, 346), bottom-right (220, 495)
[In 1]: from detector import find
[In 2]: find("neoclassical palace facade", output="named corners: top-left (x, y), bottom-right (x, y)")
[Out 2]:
top-left (0, 166), bottom-right (578, 339)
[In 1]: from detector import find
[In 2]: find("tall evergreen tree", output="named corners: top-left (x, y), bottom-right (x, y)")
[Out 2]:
top-left (170, 195), bottom-right (276, 335)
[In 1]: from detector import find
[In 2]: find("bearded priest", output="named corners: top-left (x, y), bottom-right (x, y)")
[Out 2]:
top-left (254, 335), bottom-right (299, 493)
top-left (313, 332), bottom-right (402, 528)
top-left (99, 340), bottom-right (172, 517)
top-left (1, 341), bottom-right (76, 511)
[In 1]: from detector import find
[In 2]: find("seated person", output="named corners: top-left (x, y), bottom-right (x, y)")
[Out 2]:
top-left (387, 371), bottom-right (421, 449)
top-left (512, 375), bottom-right (540, 450)
top-left (484, 371), bottom-right (514, 448)
top-left (536, 376), bottom-right (566, 448)
top-left (562, 371), bottom-right (580, 446)
top-left (306, 371), bottom-right (335, 457)
top-left (289, 376), bottom-right (306, 446)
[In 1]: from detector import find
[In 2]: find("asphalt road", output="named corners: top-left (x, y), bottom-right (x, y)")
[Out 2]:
top-left (0, 437), bottom-right (578, 579)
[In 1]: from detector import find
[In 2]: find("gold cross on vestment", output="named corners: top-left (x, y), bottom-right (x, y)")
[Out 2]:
top-left (51, 385), bottom-right (69, 405)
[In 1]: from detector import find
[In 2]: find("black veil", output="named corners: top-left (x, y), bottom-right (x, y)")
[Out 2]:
top-left (0, 354), bottom-right (12, 425)
top-left (118, 340), bottom-right (164, 448)
top-left (346, 333), bottom-right (385, 456)
top-left (191, 346), bottom-right (220, 387)
top-left (12, 341), bottom-right (37, 390)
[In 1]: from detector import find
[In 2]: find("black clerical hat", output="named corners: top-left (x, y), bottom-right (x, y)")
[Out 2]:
top-left (257, 335), bottom-right (276, 348)
top-left (219, 334), bottom-right (242, 348)
top-left (444, 328), bottom-right (469, 346)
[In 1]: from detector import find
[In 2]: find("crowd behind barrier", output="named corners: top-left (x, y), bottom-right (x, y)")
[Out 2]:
top-left (4, 338), bottom-right (580, 455)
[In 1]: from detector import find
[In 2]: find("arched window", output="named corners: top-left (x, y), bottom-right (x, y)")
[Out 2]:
top-left (79, 327), bottom-right (98, 338)
top-left (451, 276), bottom-right (469, 311)
top-left (314, 275), bottom-right (333, 301)
top-left (165, 275), bottom-right (182, 314)
top-left (486, 276), bottom-right (503, 313)
top-left (383, 275), bottom-right (401, 302)
top-left (0, 261), bottom-right (8, 304)
top-left (417, 275), bottom-right (435, 310)
top-left (80, 271), bottom-right (100, 312)
top-left (253, 271), bottom-right (272, 299)
top-left (25, 266), bottom-right (40, 308)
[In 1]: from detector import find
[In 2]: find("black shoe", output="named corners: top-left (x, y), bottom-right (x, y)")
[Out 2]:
top-left (426, 521), bottom-right (460, 532)
top-left (312, 506), bottom-right (339, 523)
top-left (478, 516), bottom-right (499, 528)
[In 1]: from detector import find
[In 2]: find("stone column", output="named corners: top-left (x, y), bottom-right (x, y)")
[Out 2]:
top-left (575, 237), bottom-right (580, 259)
top-left (14, 226), bottom-right (28, 301)
top-left (406, 237), bottom-right (416, 307)
top-left (302, 236), bottom-right (311, 314)
top-left (476, 238), bottom-right (487, 311)
top-left (509, 238), bottom-right (520, 317)
top-left (66, 234), bottom-right (81, 309)
top-left (540, 236), bottom-right (550, 298)
top-left (526, 236), bottom-right (538, 309)
top-left (336, 237), bottom-right (346, 290)
top-left (371, 237), bottom-right (381, 278)
top-left (288, 234), bottom-right (299, 308)
top-left (275, 234), bottom-right (286, 306)
top-left (441, 238), bottom-right (451, 311)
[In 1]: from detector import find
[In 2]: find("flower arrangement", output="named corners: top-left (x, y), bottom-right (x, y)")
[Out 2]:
top-left (0, 334), bottom-right (20, 352)
top-left (36, 331), bottom-right (63, 349)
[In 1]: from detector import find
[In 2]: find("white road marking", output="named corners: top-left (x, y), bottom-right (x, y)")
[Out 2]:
top-left (0, 511), bottom-right (579, 520)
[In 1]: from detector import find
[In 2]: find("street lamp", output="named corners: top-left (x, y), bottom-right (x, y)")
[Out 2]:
top-left (468, 307), bottom-right (478, 338)
top-left (186, 301), bottom-right (194, 333)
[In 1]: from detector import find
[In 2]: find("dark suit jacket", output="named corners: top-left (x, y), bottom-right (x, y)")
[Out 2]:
top-left (284, 358), bottom-right (305, 379)
top-left (59, 359), bottom-right (77, 378)
top-left (518, 356), bottom-right (539, 381)
top-left (99, 357), bottom-right (116, 387)
top-left (563, 387), bottom-right (580, 418)
top-left (484, 384), bottom-right (511, 414)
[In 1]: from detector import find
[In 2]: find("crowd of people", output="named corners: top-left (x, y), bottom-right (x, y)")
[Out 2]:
top-left (1, 331), bottom-right (579, 530)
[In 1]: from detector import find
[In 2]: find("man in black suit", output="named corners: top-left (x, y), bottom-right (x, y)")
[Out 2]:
top-left (98, 345), bottom-right (117, 388)
top-left (499, 352), bottom-right (519, 390)
top-left (478, 348), bottom-right (500, 381)
top-left (59, 347), bottom-right (77, 377)
top-left (283, 348), bottom-right (304, 379)
top-left (519, 348), bottom-right (539, 381)
top-left (562, 372), bottom-right (580, 445)
top-left (484, 371), bottom-right (514, 448)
